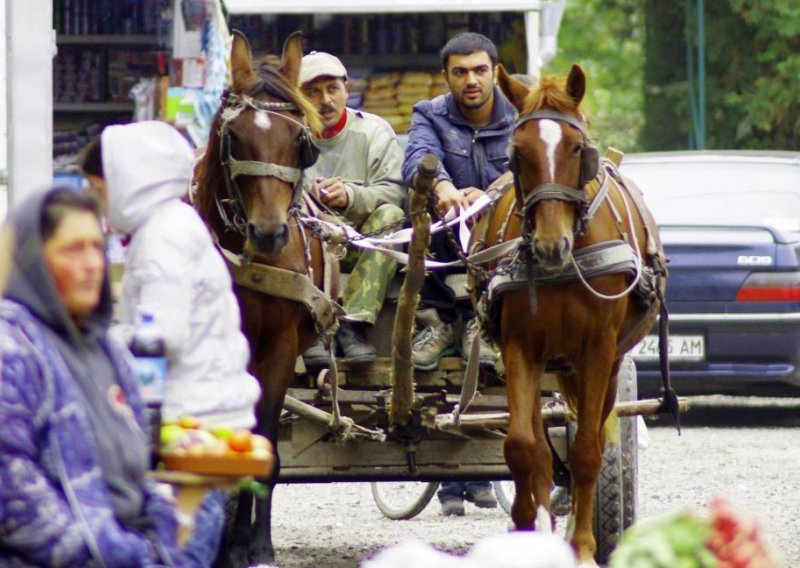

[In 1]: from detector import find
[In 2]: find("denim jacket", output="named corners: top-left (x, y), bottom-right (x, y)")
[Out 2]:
top-left (402, 87), bottom-right (517, 191)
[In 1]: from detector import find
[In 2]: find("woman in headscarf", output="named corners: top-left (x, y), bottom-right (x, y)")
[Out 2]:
top-left (0, 187), bottom-right (222, 566)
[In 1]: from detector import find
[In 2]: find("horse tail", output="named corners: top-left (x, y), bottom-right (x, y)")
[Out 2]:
top-left (555, 370), bottom-right (620, 446)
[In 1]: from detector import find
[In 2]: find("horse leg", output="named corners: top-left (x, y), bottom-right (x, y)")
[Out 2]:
top-left (503, 340), bottom-right (548, 531)
top-left (567, 345), bottom-right (619, 565)
top-left (530, 385), bottom-right (555, 532)
top-left (214, 490), bottom-right (254, 568)
top-left (247, 330), bottom-right (300, 566)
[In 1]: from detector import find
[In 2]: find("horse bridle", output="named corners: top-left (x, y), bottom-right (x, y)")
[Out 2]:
top-left (216, 91), bottom-right (319, 235)
top-left (509, 109), bottom-right (599, 238)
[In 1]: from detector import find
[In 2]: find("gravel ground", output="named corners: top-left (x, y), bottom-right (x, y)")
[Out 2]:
top-left (269, 396), bottom-right (800, 567)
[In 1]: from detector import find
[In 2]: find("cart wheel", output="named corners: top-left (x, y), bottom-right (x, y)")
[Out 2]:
top-left (593, 353), bottom-right (639, 563)
top-left (494, 480), bottom-right (513, 515)
top-left (618, 354), bottom-right (639, 529)
top-left (370, 481), bottom-right (439, 520)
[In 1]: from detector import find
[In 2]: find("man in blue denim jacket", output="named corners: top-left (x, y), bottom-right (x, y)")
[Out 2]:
top-left (402, 32), bottom-right (516, 516)
top-left (402, 32), bottom-right (516, 373)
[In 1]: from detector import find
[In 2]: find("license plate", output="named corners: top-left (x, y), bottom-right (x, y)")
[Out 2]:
top-left (633, 335), bottom-right (705, 361)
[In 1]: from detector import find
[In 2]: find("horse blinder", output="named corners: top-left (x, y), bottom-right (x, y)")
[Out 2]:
top-left (299, 131), bottom-right (320, 169)
top-left (580, 145), bottom-right (599, 188)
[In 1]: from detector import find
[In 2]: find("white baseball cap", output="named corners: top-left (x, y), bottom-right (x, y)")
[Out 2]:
top-left (299, 51), bottom-right (347, 86)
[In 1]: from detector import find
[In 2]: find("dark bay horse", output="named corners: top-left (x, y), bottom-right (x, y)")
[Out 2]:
top-left (473, 65), bottom-right (666, 565)
top-left (193, 31), bottom-right (325, 566)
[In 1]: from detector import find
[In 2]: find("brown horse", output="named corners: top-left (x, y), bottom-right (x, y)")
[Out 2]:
top-left (193, 31), bottom-right (325, 566)
top-left (473, 65), bottom-right (666, 564)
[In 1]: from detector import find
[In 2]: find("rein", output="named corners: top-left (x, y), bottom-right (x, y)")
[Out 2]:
top-left (216, 91), bottom-right (312, 235)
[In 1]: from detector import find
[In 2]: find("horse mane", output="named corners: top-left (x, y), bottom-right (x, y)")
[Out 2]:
top-left (251, 63), bottom-right (322, 135)
top-left (521, 74), bottom-right (589, 125)
top-left (193, 62), bottom-right (321, 229)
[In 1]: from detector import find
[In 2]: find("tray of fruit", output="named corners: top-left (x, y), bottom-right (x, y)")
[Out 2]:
top-left (159, 417), bottom-right (274, 478)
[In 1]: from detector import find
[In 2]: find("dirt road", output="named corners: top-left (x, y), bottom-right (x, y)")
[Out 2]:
top-left (269, 396), bottom-right (800, 566)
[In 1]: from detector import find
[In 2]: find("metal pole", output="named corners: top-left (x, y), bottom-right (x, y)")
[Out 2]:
top-left (6, 0), bottom-right (55, 208)
top-left (524, 9), bottom-right (541, 79)
top-left (697, 0), bottom-right (706, 150)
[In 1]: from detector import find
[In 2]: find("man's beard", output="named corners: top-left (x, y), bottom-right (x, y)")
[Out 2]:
top-left (458, 89), bottom-right (491, 109)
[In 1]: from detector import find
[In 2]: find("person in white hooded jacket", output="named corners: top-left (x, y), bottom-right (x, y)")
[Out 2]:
top-left (80, 121), bottom-right (261, 430)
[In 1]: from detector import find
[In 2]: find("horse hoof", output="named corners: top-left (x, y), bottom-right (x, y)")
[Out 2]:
top-left (217, 551), bottom-right (249, 568)
top-left (248, 547), bottom-right (276, 568)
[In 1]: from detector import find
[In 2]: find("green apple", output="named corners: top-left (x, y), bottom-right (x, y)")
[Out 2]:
top-left (212, 425), bottom-right (234, 440)
top-left (160, 424), bottom-right (185, 447)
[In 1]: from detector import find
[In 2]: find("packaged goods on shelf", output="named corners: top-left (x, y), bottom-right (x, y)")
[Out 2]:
top-left (54, 48), bottom-right (104, 103)
top-left (107, 49), bottom-right (161, 102)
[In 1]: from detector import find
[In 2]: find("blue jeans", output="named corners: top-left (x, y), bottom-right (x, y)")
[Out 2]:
top-left (437, 481), bottom-right (492, 502)
top-left (181, 490), bottom-right (225, 568)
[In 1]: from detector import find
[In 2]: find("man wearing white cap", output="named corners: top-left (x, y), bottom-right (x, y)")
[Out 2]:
top-left (299, 51), bottom-right (406, 366)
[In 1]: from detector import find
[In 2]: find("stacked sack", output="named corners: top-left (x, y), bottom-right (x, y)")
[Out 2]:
top-left (396, 72), bottom-right (433, 132)
top-left (430, 73), bottom-right (450, 99)
top-left (362, 72), bottom-right (402, 132)
top-left (360, 70), bottom-right (452, 133)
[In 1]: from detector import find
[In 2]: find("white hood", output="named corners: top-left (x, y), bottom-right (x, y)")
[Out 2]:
top-left (102, 121), bottom-right (194, 235)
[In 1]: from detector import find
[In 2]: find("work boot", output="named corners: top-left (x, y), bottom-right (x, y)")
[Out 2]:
top-left (461, 318), bottom-right (495, 367)
top-left (440, 497), bottom-right (466, 517)
top-left (411, 308), bottom-right (458, 371)
top-left (302, 336), bottom-right (330, 368)
top-left (336, 321), bottom-right (377, 364)
top-left (465, 486), bottom-right (498, 509)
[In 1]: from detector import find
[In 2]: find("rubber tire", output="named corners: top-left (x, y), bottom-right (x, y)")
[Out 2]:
top-left (618, 354), bottom-right (639, 530)
top-left (593, 431), bottom-right (623, 564)
top-left (370, 481), bottom-right (439, 520)
top-left (593, 353), bottom-right (639, 563)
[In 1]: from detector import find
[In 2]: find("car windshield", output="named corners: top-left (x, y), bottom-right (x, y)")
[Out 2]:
top-left (620, 158), bottom-right (800, 227)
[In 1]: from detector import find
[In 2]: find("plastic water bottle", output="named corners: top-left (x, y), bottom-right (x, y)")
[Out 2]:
top-left (130, 313), bottom-right (167, 464)
top-left (131, 313), bottom-right (167, 403)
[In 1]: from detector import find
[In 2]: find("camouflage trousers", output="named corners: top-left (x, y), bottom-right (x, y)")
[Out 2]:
top-left (341, 203), bottom-right (405, 325)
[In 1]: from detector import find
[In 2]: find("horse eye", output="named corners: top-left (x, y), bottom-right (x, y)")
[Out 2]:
top-left (571, 144), bottom-right (583, 156)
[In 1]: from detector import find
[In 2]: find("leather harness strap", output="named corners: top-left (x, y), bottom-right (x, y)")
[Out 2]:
top-left (218, 247), bottom-right (344, 336)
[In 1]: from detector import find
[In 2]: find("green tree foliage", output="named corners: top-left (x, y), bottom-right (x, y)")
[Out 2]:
top-left (644, 1), bottom-right (800, 150)
top-left (544, 0), bottom-right (646, 153)
top-left (641, 1), bottom-right (688, 151)
top-left (718, 1), bottom-right (800, 149)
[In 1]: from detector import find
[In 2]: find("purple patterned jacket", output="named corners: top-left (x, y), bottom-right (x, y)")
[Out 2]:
top-left (0, 299), bottom-right (193, 567)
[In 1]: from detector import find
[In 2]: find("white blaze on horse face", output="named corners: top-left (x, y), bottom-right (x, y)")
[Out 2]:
top-left (254, 110), bottom-right (272, 131)
top-left (539, 119), bottom-right (563, 180)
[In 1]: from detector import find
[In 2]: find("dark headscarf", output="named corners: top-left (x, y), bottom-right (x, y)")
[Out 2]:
top-left (4, 186), bottom-right (149, 527)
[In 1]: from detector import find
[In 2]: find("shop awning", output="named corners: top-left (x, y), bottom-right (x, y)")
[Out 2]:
top-left (224, 0), bottom-right (542, 15)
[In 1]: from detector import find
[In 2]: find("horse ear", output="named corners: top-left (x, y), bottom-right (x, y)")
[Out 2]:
top-left (566, 64), bottom-right (586, 106)
top-left (230, 30), bottom-right (256, 93)
top-left (496, 64), bottom-right (529, 112)
top-left (280, 31), bottom-right (304, 87)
